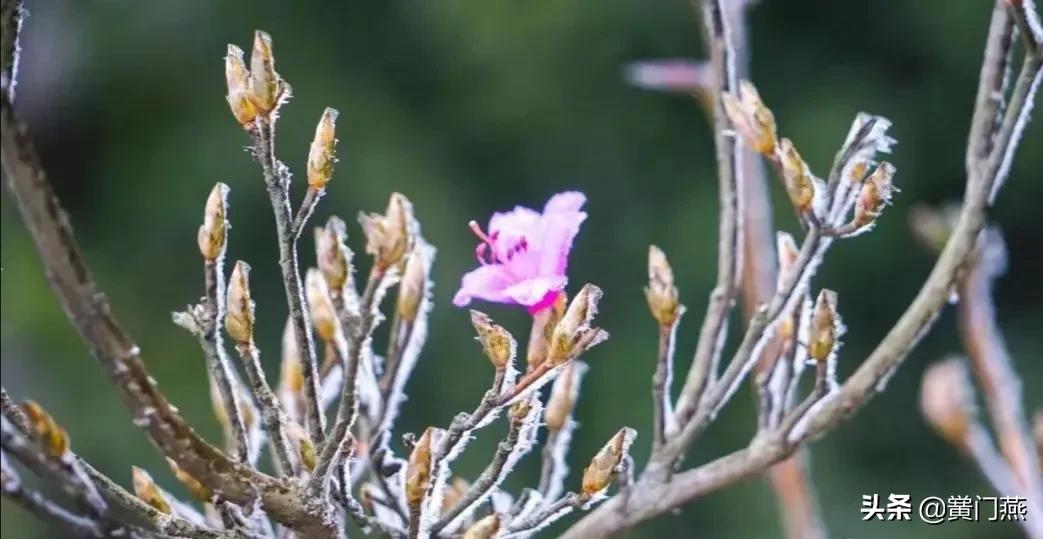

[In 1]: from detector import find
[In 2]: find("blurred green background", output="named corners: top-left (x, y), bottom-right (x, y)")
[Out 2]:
top-left (2, 1), bottom-right (1041, 538)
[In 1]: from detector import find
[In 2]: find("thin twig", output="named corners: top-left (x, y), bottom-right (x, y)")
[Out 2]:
top-left (503, 492), bottom-right (582, 538)
top-left (957, 230), bottom-right (1043, 518)
top-left (233, 342), bottom-right (297, 475)
top-left (290, 186), bottom-right (325, 241)
top-left (651, 320), bottom-right (679, 449)
top-left (249, 117), bottom-right (326, 445)
top-left (673, 0), bottom-right (744, 425)
top-left (1, 455), bottom-right (106, 538)
top-left (433, 398), bottom-right (541, 534)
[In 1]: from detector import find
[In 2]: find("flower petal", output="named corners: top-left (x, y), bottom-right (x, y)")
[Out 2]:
top-left (543, 191), bottom-right (586, 214)
top-left (503, 275), bottom-right (567, 308)
top-left (453, 264), bottom-right (515, 307)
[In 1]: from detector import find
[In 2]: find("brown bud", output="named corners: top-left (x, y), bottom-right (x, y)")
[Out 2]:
top-left (225, 261), bottom-right (255, 345)
top-left (807, 289), bottom-right (840, 362)
top-left (909, 205), bottom-right (956, 253)
top-left (527, 292), bottom-right (566, 369)
top-left (852, 162), bottom-right (897, 230)
top-left (463, 514), bottom-right (502, 539)
top-left (441, 477), bottom-right (470, 514)
top-left (645, 245), bottom-right (680, 326)
top-left (721, 80), bottom-right (778, 155)
top-left (131, 467), bottom-right (172, 514)
top-left (920, 358), bottom-right (975, 444)
top-left (779, 138), bottom-right (817, 216)
top-left (549, 284), bottom-right (609, 365)
top-left (405, 427), bottom-right (441, 508)
top-left (359, 193), bottom-right (415, 271)
top-left (21, 401), bottom-right (68, 458)
top-left (307, 107), bottom-right (339, 188)
top-left (470, 310), bottom-right (516, 370)
top-left (848, 160), bottom-right (869, 183)
top-left (544, 361), bottom-right (587, 433)
top-left (224, 45), bottom-right (257, 126)
top-left (280, 318), bottom-right (304, 395)
top-left (397, 241), bottom-right (431, 321)
top-left (315, 216), bottom-right (354, 293)
top-left (510, 394), bottom-right (534, 422)
top-left (197, 183), bottom-right (229, 261)
top-left (249, 30), bottom-right (282, 113)
top-left (306, 268), bottom-right (339, 343)
top-left (208, 377), bottom-right (231, 432)
top-left (164, 458), bottom-right (212, 502)
top-left (581, 427), bottom-right (636, 497)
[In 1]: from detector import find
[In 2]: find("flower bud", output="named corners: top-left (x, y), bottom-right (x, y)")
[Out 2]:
top-left (315, 216), bottom-right (354, 292)
top-left (645, 245), bottom-right (680, 326)
top-left (807, 289), bottom-right (841, 362)
top-left (131, 466), bottom-right (172, 514)
top-left (306, 268), bottom-right (339, 343)
top-left (909, 205), bottom-right (956, 253)
top-left (721, 80), bottom-right (778, 155)
top-left (775, 232), bottom-right (801, 340)
top-left (544, 361), bottom-right (587, 434)
top-left (224, 45), bottom-right (257, 126)
top-left (779, 138), bottom-right (817, 216)
top-left (164, 458), bottom-right (212, 502)
top-left (851, 162), bottom-right (896, 231)
top-left (470, 310), bottom-right (516, 370)
top-left (441, 477), bottom-right (470, 514)
top-left (463, 514), bottom-right (502, 539)
top-left (21, 401), bottom-right (68, 459)
top-left (397, 241), bottom-right (431, 321)
top-left (549, 284), bottom-right (609, 365)
top-left (280, 318), bottom-right (304, 395)
top-left (405, 427), bottom-right (441, 508)
top-left (197, 183), bottom-right (229, 261)
top-left (920, 358), bottom-right (975, 444)
top-left (359, 193), bottom-right (415, 271)
top-left (249, 31), bottom-right (281, 114)
top-left (225, 261), bottom-right (255, 345)
top-left (581, 427), bottom-right (636, 497)
top-left (527, 292), bottom-right (566, 369)
top-left (307, 107), bottom-right (339, 189)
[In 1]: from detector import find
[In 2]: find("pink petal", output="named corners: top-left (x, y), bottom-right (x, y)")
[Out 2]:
top-left (453, 264), bottom-right (515, 307)
top-left (543, 191), bottom-right (586, 214)
top-left (502, 275), bottom-right (567, 308)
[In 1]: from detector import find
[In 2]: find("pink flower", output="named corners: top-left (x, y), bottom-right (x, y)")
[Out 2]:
top-left (453, 192), bottom-right (587, 313)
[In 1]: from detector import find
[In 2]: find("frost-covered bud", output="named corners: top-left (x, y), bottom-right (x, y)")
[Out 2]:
top-left (306, 268), bottom-right (339, 343)
top-left (405, 427), bottom-right (441, 508)
top-left (164, 458), bottom-right (212, 503)
top-left (851, 162), bottom-right (897, 231)
top-left (544, 361), bottom-right (587, 433)
top-left (549, 284), bottom-right (609, 365)
top-left (645, 245), bottom-right (680, 326)
top-left (249, 31), bottom-right (282, 113)
top-left (463, 514), bottom-right (502, 539)
top-left (779, 138), bottom-right (818, 217)
top-left (280, 318), bottom-right (303, 395)
top-left (307, 107), bottom-right (339, 189)
top-left (315, 216), bottom-right (354, 292)
top-left (581, 427), bottom-right (636, 497)
top-left (225, 261), bottom-right (254, 345)
top-left (197, 183), bottom-right (229, 261)
top-left (921, 358), bottom-right (975, 444)
top-left (807, 289), bottom-right (841, 362)
top-left (132, 467), bottom-right (172, 514)
top-left (397, 241), bottom-right (430, 321)
top-left (21, 401), bottom-right (68, 459)
top-left (224, 45), bottom-right (257, 126)
top-left (359, 193), bottom-right (415, 271)
top-left (470, 310), bottom-right (516, 370)
top-left (775, 232), bottom-right (801, 340)
top-left (722, 80), bottom-right (778, 155)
